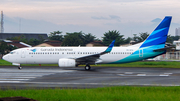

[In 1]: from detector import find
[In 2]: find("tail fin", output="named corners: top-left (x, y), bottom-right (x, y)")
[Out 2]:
top-left (140, 16), bottom-right (172, 48)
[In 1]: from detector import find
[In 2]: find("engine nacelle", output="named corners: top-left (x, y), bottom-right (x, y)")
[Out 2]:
top-left (58, 58), bottom-right (76, 67)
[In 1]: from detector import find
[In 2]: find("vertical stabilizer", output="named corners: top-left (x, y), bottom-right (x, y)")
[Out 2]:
top-left (140, 16), bottom-right (172, 48)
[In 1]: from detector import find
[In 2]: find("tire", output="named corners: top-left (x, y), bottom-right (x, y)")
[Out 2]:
top-left (18, 67), bottom-right (22, 70)
top-left (85, 65), bottom-right (91, 70)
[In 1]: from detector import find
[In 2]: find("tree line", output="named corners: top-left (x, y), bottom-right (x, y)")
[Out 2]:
top-left (48, 30), bottom-right (180, 46)
top-left (2, 30), bottom-right (180, 46)
top-left (48, 30), bottom-right (151, 46)
top-left (4, 30), bottom-right (152, 46)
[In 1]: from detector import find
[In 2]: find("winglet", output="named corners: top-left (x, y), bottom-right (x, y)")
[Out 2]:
top-left (104, 40), bottom-right (115, 53)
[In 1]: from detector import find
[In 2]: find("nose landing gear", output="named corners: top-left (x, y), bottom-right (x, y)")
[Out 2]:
top-left (12, 63), bottom-right (22, 70)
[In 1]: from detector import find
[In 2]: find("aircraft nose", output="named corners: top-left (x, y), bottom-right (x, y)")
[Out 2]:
top-left (2, 55), bottom-right (8, 61)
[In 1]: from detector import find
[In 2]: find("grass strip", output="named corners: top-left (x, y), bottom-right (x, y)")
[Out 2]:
top-left (0, 86), bottom-right (180, 101)
top-left (98, 61), bottom-right (180, 68)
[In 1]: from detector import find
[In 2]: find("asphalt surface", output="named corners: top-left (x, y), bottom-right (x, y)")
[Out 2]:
top-left (0, 66), bottom-right (180, 89)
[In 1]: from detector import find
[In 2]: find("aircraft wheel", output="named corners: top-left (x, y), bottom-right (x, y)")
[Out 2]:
top-left (85, 65), bottom-right (91, 70)
top-left (18, 66), bottom-right (22, 70)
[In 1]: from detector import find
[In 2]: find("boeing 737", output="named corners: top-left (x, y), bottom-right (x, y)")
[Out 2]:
top-left (3, 16), bottom-right (172, 70)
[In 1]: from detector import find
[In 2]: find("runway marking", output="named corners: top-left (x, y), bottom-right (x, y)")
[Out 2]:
top-left (0, 81), bottom-right (21, 83)
top-left (159, 74), bottom-right (169, 76)
top-left (0, 77), bottom-right (36, 78)
top-left (137, 74), bottom-right (146, 76)
top-left (125, 72), bottom-right (133, 74)
top-left (164, 73), bottom-right (173, 75)
top-left (0, 79), bottom-right (29, 80)
top-left (11, 82), bottom-right (180, 87)
top-left (0, 69), bottom-right (75, 73)
top-left (118, 72), bottom-right (173, 77)
top-left (0, 69), bottom-right (75, 83)
top-left (0, 73), bottom-right (49, 83)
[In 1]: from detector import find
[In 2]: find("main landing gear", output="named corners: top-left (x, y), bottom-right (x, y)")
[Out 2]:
top-left (84, 64), bottom-right (91, 71)
top-left (18, 66), bottom-right (22, 70)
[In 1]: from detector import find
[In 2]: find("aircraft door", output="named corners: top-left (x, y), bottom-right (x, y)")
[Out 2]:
top-left (21, 50), bottom-right (25, 58)
top-left (139, 49), bottom-right (143, 58)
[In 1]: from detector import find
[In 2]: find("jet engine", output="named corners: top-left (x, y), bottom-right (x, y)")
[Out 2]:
top-left (58, 58), bottom-right (76, 67)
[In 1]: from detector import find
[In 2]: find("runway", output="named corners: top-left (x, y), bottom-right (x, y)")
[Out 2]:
top-left (0, 66), bottom-right (180, 89)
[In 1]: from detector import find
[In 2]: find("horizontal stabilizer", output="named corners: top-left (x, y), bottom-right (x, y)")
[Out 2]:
top-left (153, 46), bottom-right (174, 52)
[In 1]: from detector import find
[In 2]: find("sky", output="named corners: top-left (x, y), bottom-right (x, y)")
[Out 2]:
top-left (1, 0), bottom-right (180, 39)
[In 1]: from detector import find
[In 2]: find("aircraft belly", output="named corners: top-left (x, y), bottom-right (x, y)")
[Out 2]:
top-left (100, 54), bottom-right (129, 64)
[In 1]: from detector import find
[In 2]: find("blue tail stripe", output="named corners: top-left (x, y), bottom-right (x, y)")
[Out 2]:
top-left (143, 37), bottom-right (161, 44)
top-left (140, 16), bottom-right (172, 48)
top-left (155, 17), bottom-right (172, 30)
top-left (141, 36), bottom-right (167, 48)
top-left (146, 28), bottom-right (168, 40)
top-left (149, 28), bottom-right (166, 36)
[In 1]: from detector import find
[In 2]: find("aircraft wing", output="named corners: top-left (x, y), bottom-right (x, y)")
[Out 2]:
top-left (75, 40), bottom-right (115, 64)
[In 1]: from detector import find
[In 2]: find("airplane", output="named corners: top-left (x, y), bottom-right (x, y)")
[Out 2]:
top-left (2, 16), bottom-right (172, 70)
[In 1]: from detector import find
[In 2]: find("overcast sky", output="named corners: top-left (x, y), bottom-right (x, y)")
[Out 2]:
top-left (1, 0), bottom-right (180, 38)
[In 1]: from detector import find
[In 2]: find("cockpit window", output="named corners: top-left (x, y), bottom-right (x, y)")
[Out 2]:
top-left (10, 51), bottom-right (15, 54)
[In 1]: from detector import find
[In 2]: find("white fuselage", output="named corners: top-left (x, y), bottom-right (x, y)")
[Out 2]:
top-left (3, 46), bottom-right (139, 64)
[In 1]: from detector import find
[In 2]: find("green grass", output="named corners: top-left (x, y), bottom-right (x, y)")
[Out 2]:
top-left (0, 59), bottom-right (12, 66)
top-left (1, 60), bottom-right (180, 100)
top-left (0, 59), bottom-right (58, 66)
top-left (0, 86), bottom-right (180, 101)
top-left (98, 61), bottom-right (180, 68)
top-left (1, 59), bottom-right (180, 68)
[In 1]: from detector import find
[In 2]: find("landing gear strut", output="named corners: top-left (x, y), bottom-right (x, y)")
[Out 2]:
top-left (84, 64), bottom-right (91, 70)
top-left (18, 66), bottom-right (22, 70)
